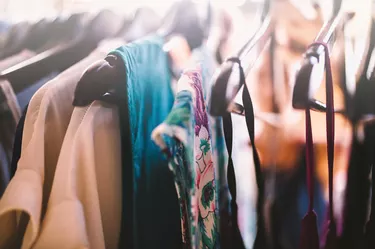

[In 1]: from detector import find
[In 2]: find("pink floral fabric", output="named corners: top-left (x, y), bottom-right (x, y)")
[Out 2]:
top-left (152, 68), bottom-right (219, 248)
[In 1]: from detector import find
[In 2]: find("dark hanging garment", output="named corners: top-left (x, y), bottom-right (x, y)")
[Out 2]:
top-left (264, 155), bottom-right (326, 249)
top-left (363, 124), bottom-right (375, 249)
top-left (340, 127), bottom-right (372, 249)
top-left (0, 80), bottom-right (21, 197)
top-left (10, 104), bottom-right (28, 179)
top-left (0, 68), bottom-right (61, 191)
top-left (340, 19), bottom-right (375, 249)
top-left (346, 57), bottom-right (375, 249)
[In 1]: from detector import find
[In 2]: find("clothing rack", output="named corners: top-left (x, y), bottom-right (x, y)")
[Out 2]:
top-left (0, 1), bottom-right (373, 249)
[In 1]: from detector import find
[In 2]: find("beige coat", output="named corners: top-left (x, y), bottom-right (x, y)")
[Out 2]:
top-left (31, 101), bottom-right (122, 249)
top-left (0, 41), bottom-right (120, 249)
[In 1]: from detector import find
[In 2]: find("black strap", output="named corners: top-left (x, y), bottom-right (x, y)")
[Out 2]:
top-left (240, 60), bottom-right (267, 249)
top-left (364, 124), bottom-right (375, 249)
top-left (221, 57), bottom-right (245, 249)
top-left (363, 21), bottom-right (375, 249)
top-left (221, 57), bottom-right (266, 249)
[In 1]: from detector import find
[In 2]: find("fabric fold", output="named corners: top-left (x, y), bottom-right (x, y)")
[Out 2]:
top-left (152, 68), bottom-right (219, 248)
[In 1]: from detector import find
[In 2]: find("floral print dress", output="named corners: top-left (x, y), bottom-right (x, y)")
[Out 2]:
top-left (152, 68), bottom-right (219, 248)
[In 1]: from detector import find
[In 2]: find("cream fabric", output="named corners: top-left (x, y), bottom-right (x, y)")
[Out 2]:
top-left (0, 42), bottom-right (119, 249)
top-left (32, 101), bottom-right (122, 249)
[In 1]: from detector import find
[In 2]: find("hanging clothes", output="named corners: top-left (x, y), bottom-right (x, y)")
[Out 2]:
top-left (0, 49), bottom-right (37, 196)
top-left (108, 35), bottom-right (181, 249)
top-left (0, 39), bottom-right (122, 249)
top-left (32, 100), bottom-right (122, 249)
top-left (339, 17), bottom-right (375, 249)
top-left (152, 68), bottom-right (219, 248)
top-left (0, 80), bottom-right (21, 197)
top-left (188, 43), bottom-right (242, 249)
top-left (185, 43), bottom-right (248, 249)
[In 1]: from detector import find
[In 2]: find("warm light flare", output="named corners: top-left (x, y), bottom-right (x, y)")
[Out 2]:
top-left (0, 0), bottom-right (258, 22)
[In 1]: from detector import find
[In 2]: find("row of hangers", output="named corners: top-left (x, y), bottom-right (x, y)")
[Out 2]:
top-left (2, 0), bottom-right (374, 247)
top-left (73, 0), bottom-right (212, 105)
top-left (8, 0), bottom-right (365, 113)
top-left (207, 0), bottom-right (375, 144)
top-left (209, 0), bottom-right (350, 116)
top-left (207, 1), bottom-right (375, 248)
top-left (0, 0), bottom-right (212, 95)
top-left (73, 1), bottom-right (375, 248)
top-left (0, 2), bottom-right (213, 248)
top-left (71, 1), bottom-right (369, 249)
top-left (72, 2), bottom-right (212, 247)
top-left (209, 1), bottom-right (375, 248)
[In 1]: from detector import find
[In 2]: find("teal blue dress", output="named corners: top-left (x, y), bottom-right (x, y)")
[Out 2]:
top-left (110, 35), bottom-right (181, 249)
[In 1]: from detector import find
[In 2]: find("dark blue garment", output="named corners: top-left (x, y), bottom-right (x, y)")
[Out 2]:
top-left (265, 152), bottom-right (326, 249)
top-left (110, 35), bottom-right (181, 249)
top-left (4, 72), bottom-right (59, 188)
top-left (16, 71), bottom-right (59, 110)
top-left (0, 20), bottom-right (10, 34)
top-left (10, 104), bottom-right (28, 179)
top-left (0, 72), bottom-right (58, 197)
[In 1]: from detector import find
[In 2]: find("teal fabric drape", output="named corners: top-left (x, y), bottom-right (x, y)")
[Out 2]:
top-left (110, 35), bottom-right (181, 249)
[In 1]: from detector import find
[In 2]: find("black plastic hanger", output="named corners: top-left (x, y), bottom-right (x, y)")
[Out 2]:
top-left (120, 7), bottom-right (162, 42)
top-left (0, 9), bottom-right (122, 94)
top-left (208, 2), bottom-right (272, 248)
top-left (291, 0), bottom-right (354, 114)
top-left (0, 17), bottom-right (55, 59)
top-left (157, 0), bottom-right (211, 50)
top-left (22, 18), bottom-right (54, 52)
top-left (38, 16), bottom-right (66, 49)
top-left (73, 0), bottom-right (211, 105)
top-left (209, 0), bottom-right (272, 117)
top-left (0, 21), bottom-right (32, 59)
top-left (36, 13), bottom-right (89, 54)
top-left (72, 5), bottom-right (212, 248)
top-left (351, 31), bottom-right (375, 128)
top-left (114, 15), bottom-right (132, 39)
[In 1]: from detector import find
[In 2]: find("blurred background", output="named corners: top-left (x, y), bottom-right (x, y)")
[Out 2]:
top-left (0, 0), bottom-right (258, 21)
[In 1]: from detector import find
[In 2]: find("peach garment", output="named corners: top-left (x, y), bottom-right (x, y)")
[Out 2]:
top-left (33, 37), bottom-right (192, 249)
top-left (32, 101), bottom-right (122, 249)
top-left (0, 40), bottom-right (121, 249)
